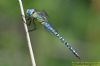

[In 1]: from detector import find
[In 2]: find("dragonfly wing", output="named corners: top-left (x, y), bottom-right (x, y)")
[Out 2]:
top-left (41, 10), bottom-right (49, 17)
top-left (37, 12), bottom-right (48, 23)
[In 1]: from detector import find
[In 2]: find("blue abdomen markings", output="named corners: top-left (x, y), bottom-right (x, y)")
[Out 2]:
top-left (42, 22), bottom-right (80, 59)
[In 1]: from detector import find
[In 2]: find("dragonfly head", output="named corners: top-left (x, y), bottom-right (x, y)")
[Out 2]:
top-left (26, 9), bottom-right (35, 16)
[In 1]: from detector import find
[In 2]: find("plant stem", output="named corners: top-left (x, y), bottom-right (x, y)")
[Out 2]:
top-left (18, 0), bottom-right (36, 66)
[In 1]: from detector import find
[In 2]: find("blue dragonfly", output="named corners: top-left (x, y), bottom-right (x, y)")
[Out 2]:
top-left (25, 9), bottom-right (80, 59)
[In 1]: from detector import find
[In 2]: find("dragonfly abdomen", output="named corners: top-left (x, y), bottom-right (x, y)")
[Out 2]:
top-left (41, 22), bottom-right (66, 43)
top-left (41, 22), bottom-right (80, 59)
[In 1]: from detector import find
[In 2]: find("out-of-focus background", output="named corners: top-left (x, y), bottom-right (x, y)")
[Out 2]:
top-left (0, 0), bottom-right (100, 66)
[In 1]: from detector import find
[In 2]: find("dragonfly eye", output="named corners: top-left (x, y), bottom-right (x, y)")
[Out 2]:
top-left (26, 9), bottom-right (35, 16)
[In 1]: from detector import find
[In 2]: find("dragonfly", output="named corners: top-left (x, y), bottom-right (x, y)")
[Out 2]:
top-left (25, 9), bottom-right (80, 59)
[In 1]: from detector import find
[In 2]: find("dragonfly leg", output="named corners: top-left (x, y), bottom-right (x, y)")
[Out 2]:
top-left (22, 15), bottom-right (36, 32)
top-left (21, 15), bottom-right (30, 24)
top-left (26, 20), bottom-right (32, 26)
top-left (28, 27), bottom-right (36, 32)
top-left (28, 24), bottom-right (37, 32)
top-left (28, 18), bottom-right (37, 32)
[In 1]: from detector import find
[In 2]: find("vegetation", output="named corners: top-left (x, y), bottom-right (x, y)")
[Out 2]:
top-left (0, 0), bottom-right (100, 66)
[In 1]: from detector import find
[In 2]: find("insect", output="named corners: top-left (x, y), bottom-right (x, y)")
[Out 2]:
top-left (25, 9), bottom-right (80, 59)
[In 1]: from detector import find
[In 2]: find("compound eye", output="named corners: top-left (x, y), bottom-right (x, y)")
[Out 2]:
top-left (26, 9), bottom-right (35, 16)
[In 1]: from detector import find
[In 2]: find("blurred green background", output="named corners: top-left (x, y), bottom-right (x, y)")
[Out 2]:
top-left (0, 0), bottom-right (100, 66)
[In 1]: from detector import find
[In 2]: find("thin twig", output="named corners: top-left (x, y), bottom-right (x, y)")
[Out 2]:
top-left (18, 0), bottom-right (36, 66)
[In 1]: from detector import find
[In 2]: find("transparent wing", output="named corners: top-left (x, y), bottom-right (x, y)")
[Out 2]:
top-left (41, 10), bottom-right (49, 17)
top-left (37, 12), bottom-right (48, 22)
